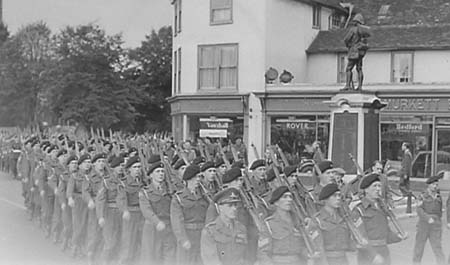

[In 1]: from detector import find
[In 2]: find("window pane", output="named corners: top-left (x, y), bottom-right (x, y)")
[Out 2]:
top-left (199, 47), bottom-right (216, 67)
top-left (220, 46), bottom-right (237, 66)
top-left (211, 0), bottom-right (231, 9)
top-left (212, 9), bottom-right (232, 22)
top-left (393, 53), bottom-right (412, 83)
top-left (200, 69), bottom-right (217, 89)
top-left (219, 68), bottom-right (237, 88)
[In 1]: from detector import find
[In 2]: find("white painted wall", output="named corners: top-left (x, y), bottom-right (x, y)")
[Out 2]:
top-left (415, 51), bottom-right (450, 83)
top-left (306, 53), bottom-right (337, 84)
top-left (265, 0), bottom-right (333, 83)
top-left (172, 0), bottom-right (267, 95)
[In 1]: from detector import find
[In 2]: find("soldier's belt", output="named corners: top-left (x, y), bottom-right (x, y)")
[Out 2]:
top-left (325, 251), bottom-right (346, 258)
top-left (128, 205), bottom-right (141, 212)
top-left (106, 202), bottom-right (118, 208)
top-left (184, 223), bottom-right (205, 230)
top-left (368, 239), bottom-right (387, 246)
top-left (272, 254), bottom-right (301, 263)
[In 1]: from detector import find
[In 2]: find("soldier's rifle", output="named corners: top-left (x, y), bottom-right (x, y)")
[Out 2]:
top-left (217, 141), bottom-right (231, 169)
top-left (251, 143), bottom-right (260, 160)
top-left (239, 168), bottom-right (267, 234)
top-left (157, 141), bottom-right (176, 195)
top-left (268, 146), bottom-right (323, 259)
top-left (229, 140), bottom-right (240, 163)
top-left (203, 141), bottom-right (213, 162)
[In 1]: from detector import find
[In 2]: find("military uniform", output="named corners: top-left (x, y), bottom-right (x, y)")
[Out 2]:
top-left (117, 174), bottom-right (144, 265)
top-left (139, 182), bottom-right (176, 265)
top-left (57, 171), bottom-right (73, 251)
top-left (170, 187), bottom-right (209, 265)
top-left (96, 172), bottom-right (123, 264)
top-left (413, 190), bottom-right (445, 264)
top-left (257, 210), bottom-right (307, 265)
top-left (352, 198), bottom-right (402, 265)
top-left (49, 160), bottom-right (65, 242)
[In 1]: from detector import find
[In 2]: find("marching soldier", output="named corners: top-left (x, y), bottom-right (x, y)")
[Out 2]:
top-left (41, 145), bottom-right (59, 238)
top-left (249, 159), bottom-right (269, 196)
top-left (352, 173), bottom-right (403, 265)
top-left (413, 175), bottom-right (445, 265)
top-left (172, 159), bottom-right (187, 191)
top-left (83, 152), bottom-right (107, 265)
top-left (201, 161), bottom-right (220, 196)
top-left (257, 186), bottom-right (307, 265)
top-left (312, 160), bottom-right (335, 210)
top-left (117, 156), bottom-right (145, 265)
top-left (68, 154), bottom-right (92, 258)
top-left (96, 155), bottom-right (124, 265)
top-left (139, 161), bottom-right (176, 265)
top-left (17, 138), bottom-right (34, 212)
top-left (170, 164), bottom-right (209, 265)
top-left (50, 148), bottom-right (68, 244)
top-left (201, 187), bottom-right (248, 265)
top-left (215, 158), bottom-right (227, 183)
top-left (315, 183), bottom-right (353, 265)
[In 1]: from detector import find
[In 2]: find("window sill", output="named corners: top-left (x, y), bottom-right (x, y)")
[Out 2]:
top-left (210, 20), bottom-right (233, 26)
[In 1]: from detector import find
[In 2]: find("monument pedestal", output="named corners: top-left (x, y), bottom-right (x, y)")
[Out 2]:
top-left (326, 92), bottom-right (386, 174)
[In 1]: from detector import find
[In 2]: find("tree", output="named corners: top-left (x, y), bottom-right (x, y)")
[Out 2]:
top-left (47, 23), bottom-right (141, 130)
top-left (129, 26), bottom-right (172, 132)
top-left (0, 22), bottom-right (9, 46)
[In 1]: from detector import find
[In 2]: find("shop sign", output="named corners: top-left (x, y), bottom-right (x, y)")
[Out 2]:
top-left (199, 118), bottom-right (232, 138)
top-left (275, 119), bottom-right (313, 130)
top-left (396, 123), bottom-right (423, 133)
top-left (382, 98), bottom-right (450, 112)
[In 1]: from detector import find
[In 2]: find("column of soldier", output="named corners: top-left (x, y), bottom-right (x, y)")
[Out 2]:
top-left (8, 130), bottom-right (448, 265)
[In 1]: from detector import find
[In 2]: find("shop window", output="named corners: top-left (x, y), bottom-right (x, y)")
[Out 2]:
top-left (211, 0), bottom-right (233, 25)
top-left (187, 116), bottom-right (243, 144)
top-left (270, 115), bottom-right (330, 165)
top-left (198, 44), bottom-right (238, 90)
top-left (391, 52), bottom-right (413, 83)
top-left (312, 5), bottom-right (321, 29)
top-left (381, 118), bottom-right (433, 178)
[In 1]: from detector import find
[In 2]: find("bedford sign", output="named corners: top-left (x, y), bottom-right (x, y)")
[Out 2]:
top-left (199, 118), bottom-right (232, 138)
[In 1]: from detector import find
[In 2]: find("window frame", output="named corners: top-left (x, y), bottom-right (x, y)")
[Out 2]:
top-left (312, 5), bottom-right (321, 29)
top-left (177, 48), bottom-right (181, 94)
top-left (197, 43), bottom-right (239, 91)
top-left (174, 0), bottom-right (182, 35)
top-left (173, 49), bottom-right (178, 95)
top-left (391, 51), bottom-right (414, 83)
top-left (210, 0), bottom-right (233, 25)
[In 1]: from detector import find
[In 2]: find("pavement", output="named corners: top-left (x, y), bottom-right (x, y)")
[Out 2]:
top-left (0, 171), bottom-right (449, 265)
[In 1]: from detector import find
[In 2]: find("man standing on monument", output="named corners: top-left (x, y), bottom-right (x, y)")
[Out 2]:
top-left (342, 13), bottom-right (371, 91)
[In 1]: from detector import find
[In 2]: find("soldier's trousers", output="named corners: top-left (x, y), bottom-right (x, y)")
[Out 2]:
top-left (30, 187), bottom-right (41, 221)
top-left (87, 208), bottom-right (104, 264)
top-left (176, 228), bottom-right (202, 265)
top-left (43, 195), bottom-right (55, 234)
top-left (357, 246), bottom-right (390, 265)
top-left (71, 196), bottom-right (88, 254)
top-left (140, 220), bottom-right (176, 265)
top-left (61, 205), bottom-right (73, 248)
top-left (119, 210), bottom-right (144, 265)
top-left (22, 179), bottom-right (31, 209)
top-left (413, 222), bottom-right (445, 265)
top-left (51, 197), bottom-right (63, 242)
top-left (101, 207), bottom-right (122, 265)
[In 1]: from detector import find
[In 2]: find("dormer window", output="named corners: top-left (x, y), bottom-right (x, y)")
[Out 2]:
top-left (313, 5), bottom-right (321, 29)
top-left (211, 0), bottom-right (233, 25)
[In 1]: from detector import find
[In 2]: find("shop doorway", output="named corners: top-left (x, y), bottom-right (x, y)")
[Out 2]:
top-left (434, 129), bottom-right (450, 184)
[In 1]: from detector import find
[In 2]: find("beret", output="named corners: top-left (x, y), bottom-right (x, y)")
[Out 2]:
top-left (57, 149), bottom-right (68, 158)
top-left (125, 156), bottom-right (140, 169)
top-left (57, 134), bottom-right (65, 141)
top-left (183, 165), bottom-right (201, 181)
top-left (266, 167), bottom-right (281, 182)
top-left (173, 159), bottom-right (186, 170)
top-left (426, 175), bottom-right (442, 185)
top-left (284, 165), bottom-right (297, 177)
top-left (269, 186), bottom-right (290, 204)
top-left (40, 141), bottom-right (51, 148)
top-left (213, 187), bottom-right (241, 205)
top-left (87, 146), bottom-right (95, 152)
top-left (148, 162), bottom-right (164, 175)
top-left (128, 147), bottom-right (138, 155)
top-left (148, 154), bottom-right (161, 164)
top-left (192, 156), bottom-right (206, 165)
top-left (31, 140), bottom-right (40, 147)
top-left (222, 168), bottom-right (242, 184)
top-left (78, 154), bottom-right (91, 165)
top-left (66, 155), bottom-right (79, 165)
top-left (331, 167), bottom-right (346, 175)
top-left (201, 161), bottom-right (215, 172)
top-left (319, 183), bottom-right (340, 200)
top-left (250, 159), bottom-right (265, 170)
top-left (231, 160), bottom-right (245, 169)
top-left (360, 173), bottom-right (380, 189)
top-left (110, 156), bottom-right (124, 168)
top-left (92, 152), bottom-right (107, 163)
top-left (47, 145), bottom-right (59, 153)
top-left (317, 160), bottom-right (333, 173)
top-left (215, 157), bottom-right (225, 167)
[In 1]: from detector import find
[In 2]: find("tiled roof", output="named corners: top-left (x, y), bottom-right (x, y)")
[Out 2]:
top-left (307, 24), bottom-right (450, 53)
top-left (346, 0), bottom-right (450, 26)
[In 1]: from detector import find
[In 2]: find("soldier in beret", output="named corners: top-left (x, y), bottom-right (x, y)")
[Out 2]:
top-left (413, 175), bottom-right (445, 265)
top-left (83, 152), bottom-right (108, 265)
top-left (257, 186), bottom-right (307, 265)
top-left (50, 149), bottom-right (68, 244)
top-left (201, 187), bottom-right (248, 265)
top-left (96, 155), bottom-right (125, 265)
top-left (173, 159), bottom-right (187, 191)
top-left (352, 173), bottom-right (403, 265)
top-left (117, 156), bottom-right (145, 265)
top-left (315, 183), bottom-right (353, 265)
top-left (41, 146), bottom-right (59, 238)
top-left (58, 155), bottom-right (78, 251)
top-left (215, 158), bottom-right (227, 184)
top-left (170, 164), bottom-right (209, 265)
top-left (67, 154), bottom-right (92, 258)
top-left (17, 138), bottom-right (33, 213)
top-left (249, 159), bottom-right (269, 196)
top-left (140, 162), bottom-right (176, 265)
top-left (201, 161), bottom-right (220, 196)
top-left (312, 160), bottom-right (335, 211)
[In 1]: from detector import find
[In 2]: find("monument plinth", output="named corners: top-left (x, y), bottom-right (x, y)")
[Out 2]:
top-left (325, 92), bottom-right (386, 174)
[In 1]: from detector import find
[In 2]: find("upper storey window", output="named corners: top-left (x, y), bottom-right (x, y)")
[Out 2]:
top-left (211, 0), bottom-right (233, 25)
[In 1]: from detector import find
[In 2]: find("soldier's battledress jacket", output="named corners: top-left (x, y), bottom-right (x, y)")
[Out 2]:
top-left (258, 210), bottom-right (307, 265)
top-left (201, 216), bottom-right (248, 265)
top-left (419, 190), bottom-right (442, 224)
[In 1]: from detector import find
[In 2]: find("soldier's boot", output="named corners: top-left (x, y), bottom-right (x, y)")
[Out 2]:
top-left (356, 71), bottom-right (364, 90)
top-left (61, 238), bottom-right (69, 251)
top-left (341, 71), bottom-right (353, 91)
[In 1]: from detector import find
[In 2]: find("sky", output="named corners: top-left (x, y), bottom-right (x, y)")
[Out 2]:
top-left (3, 0), bottom-right (172, 48)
